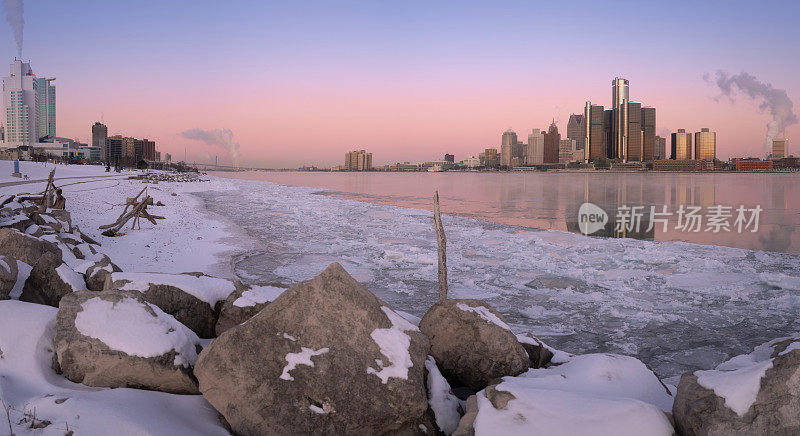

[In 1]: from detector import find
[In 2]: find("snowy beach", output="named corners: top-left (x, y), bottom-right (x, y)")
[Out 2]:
top-left (1, 161), bottom-right (799, 435)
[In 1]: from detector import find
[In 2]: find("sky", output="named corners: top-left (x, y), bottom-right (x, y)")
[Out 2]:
top-left (3, 0), bottom-right (799, 168)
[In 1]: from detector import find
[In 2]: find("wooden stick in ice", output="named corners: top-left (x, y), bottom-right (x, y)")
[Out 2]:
top-left (434, 190), bottom-right (448, 301)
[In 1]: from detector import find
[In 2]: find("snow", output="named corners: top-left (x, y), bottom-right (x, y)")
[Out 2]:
top-left (308, 404), bottom-right (327, 414)
top-left (456, 302), bottom-right (511, 330)
top-left (9, 260), bottom-right (32, 299)
top-left (0, 256), bottom-right (9, 273)
top-left (516, 333), bottom-right (573, 364)
top-left (367, 306), bottom-right (419, 384)
top-left (279, 346), bottom-right (329, 381)
top-left (396, 310), bottom-right (421, 326)
top-left (74, 297), bottom-right (201, 367)
top-left (56, 264), bottom-right (88, 292)
top-left (425, 356), bottom-right (460, 435)
top-left (232, 285), bottom-right (285, 307)
top-left (696, 361), bottom-right (773, 416)
top-left (471, 385), bottom-right (674, 436)
top-left (112, 272), bottom-right (237, 306)
top-left (0, 300), bottom-right (227, 435)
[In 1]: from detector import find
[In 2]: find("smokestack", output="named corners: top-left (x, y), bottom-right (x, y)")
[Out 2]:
top-left (3, 0), bottom-right (24, 57)
top-left (707, 71), bottom-right (798, 154)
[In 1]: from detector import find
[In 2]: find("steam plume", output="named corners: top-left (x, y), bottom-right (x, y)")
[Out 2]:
top-left (181, 128), bottom-right (241, 166)
top-left (707, 71), bottom-right (798, 153)
top-left (3, 0), bottom-right (23, 57)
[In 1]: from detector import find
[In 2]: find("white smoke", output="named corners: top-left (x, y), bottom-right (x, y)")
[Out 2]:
top-left (707, 71), bottom-right (798, 153)
top-left (3, 0), bottom-right (23, 57)
top-left (180, 128), bottom-right (241, 166)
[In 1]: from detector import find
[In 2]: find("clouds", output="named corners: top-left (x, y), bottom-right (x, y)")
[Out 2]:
top-left (707, 71), bottom-right (798, 153)
top-left (180, 128), bottom-right (241, 166)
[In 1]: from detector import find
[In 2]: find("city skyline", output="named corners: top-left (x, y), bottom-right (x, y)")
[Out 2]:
top-left (1, 1), bottom-right (798, 167)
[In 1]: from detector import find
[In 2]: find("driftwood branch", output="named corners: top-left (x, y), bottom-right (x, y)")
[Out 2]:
top-left (100, 196), bottom-right (150, 236)
top-left (433, 190), bottom-right (448, 301)
top-left (38, 169), bottom-right (56, 212)
top-left (74, 225), bottom-right (102, 246)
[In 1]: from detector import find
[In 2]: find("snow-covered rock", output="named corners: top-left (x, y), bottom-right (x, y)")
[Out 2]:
top-left (20, 253), bottom-right (86, 307)
top-left (454, 353), bottom-right (675, 435)
top-left (426, 356), bottom-right (461, 435)
top-left (0, 254), bottom-right (17, 299)
top-left (53, 290), bottom-right (202, 394)
top-left (80, 253), bottom-right (122, 291)
top-left (195, 262), bottom-right (430, 435)
top-left (419, 299), bottom-right (529, 390)
top-left (673, 335), bottom-right (800, 435)
top-left (215, 283), bottom-right (286, 335)
top-left (106, 271), bottom-right (238, 338)
top-left (0, 300), bottom-right (228, 435)
top-left (0, 227), bottom-right (62, 265)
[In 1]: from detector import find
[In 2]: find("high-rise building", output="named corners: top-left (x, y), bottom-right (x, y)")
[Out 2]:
top-left (444, 153), bottom-right (454, 163)
top-left (2, 60), bottom-right (39, 145)
top-left (484, 148), bottom-right (499, 168)
top-left (543, 122), bottom-right (560, 163)
top-left (584, 102), bottom-right (605, 161)
top-left (35, 77), bottom-right (55, 140)
top-left (772, 138), bottom-right (788, 159)
top-left (695, 128), bottom-right (716, 161)
top-left (654, 135), bottom-right (667, 160)
top-left (671, 129), bottom-right (692, 160)
top-left (345, 150), bottom-right (372, 171)
top-left (612, 77), bottom-right (630, 159)
top-left (500, 129), bottom-right (517, 167)
top-left (558, 139), bottom-right (576, 164)
top-left (567, 114), bottom-right (585, 150)
top-left (106, 135), bottom-right (124, 163)
top-left (526, 128), bottom-right (544, 164)
top-left (625, 101), bottom-right (642, 161)
top-left (641, 107), bottom-right (656, 161)
top-left (92, 122), bottom-right (108, 161)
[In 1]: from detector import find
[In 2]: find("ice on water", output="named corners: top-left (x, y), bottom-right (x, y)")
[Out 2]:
top-left (200, 179), bottom-right (800, 379)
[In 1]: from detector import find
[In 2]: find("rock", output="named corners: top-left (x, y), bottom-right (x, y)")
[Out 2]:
top-left (0, 212), bottom-right (32, 231)
top-left (106, 272), bottom-right (238, 338)
top-left (82, 254), bottom-right (122, 292)
top-left (452, 395), bottom-right (478, 436)
top-left (20, 254), bottom-right (87, 306)
top-left (0, 255), bottom-right (18, 299)
top-left (425, 356), bottom-right (461, 435)
top-left (53, 290), bottom-right (201, 394)
top-left (516, 333), bottom-right (555, 368)
top-left (673, 336), bottom-right (800, 435)
top-left (0, 228), bottom-right (61, 265)
top-left (419, 299), bottom-right (528, 390)
top-left (215, 283), bottom-right (287, 335)
top-left (32, 212), bottom-right (67, 233)
top-left (195, 262), bottom-right (430, 435)
top-left (46, 209), bottom-right (72, 231)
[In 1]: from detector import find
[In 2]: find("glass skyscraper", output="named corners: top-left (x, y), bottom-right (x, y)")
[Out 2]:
top-left (35, 77), bottom-right (56, 140)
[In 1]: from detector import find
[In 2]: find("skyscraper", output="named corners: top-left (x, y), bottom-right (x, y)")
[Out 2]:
top-left (567, 114), bottom-right (585, 150)
top-left (92, 122), bottom-right (108, 161)
top-left (345, 150), bottom-right (372, 171)
top-left (526, 128), bottom-right (544, 164)
top-left (625, 101), bottom-right (642, 161)
top-left (654, 135), bottom-right (667, 160)
top-left (671, 129), bottom-right (692, 160)
top-left (484, 148), bottom-right (499, 168)
top-left (612, 77), bottom-right (629, 159)
top-left (2, 60), bottom-right (39, 145)
top-left (543, 122), bottom-right (560, 163)
top-left (694, 128), bottom-right (716, 161)
top-left (584, 102), bottom-right (605, 161)
top-left (500, 129), bottom-right (517, 167)
top-left (35, 77), bottom-right (56, 140)
top-left (641, 107), bottom-right (656, 161)
top-left (772, 138), bottom-right (788, 159)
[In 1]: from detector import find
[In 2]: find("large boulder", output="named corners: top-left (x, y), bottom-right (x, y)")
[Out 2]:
top-left (20, 253), bottom-right (86, 306)
top-left (673, 336), bottom-right (800, 435)
top-left (106, 272), bottom-right (238, 338)
top-left (0, 228), bottom-right (61, 265)
top-left (215, 283), bottom-right (287, 335)
top-left (419, 299), bottom-right (528, 390)
top-left (53, 290), bottom-right (202, 394)
top-left (195, 262), bottom-right (430, 435)
top-left (79, 254), bottom-right (121, 292)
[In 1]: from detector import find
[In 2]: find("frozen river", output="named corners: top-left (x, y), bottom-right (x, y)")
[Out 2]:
top-left (203, 172), bottom-right (800, 380)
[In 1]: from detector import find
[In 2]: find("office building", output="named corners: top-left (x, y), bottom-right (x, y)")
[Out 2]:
top-left (612, 77), bottom-right (629, 159)
top-left (653, 159), bottom-right (713, 171)
top-left (345, 150), bottom-right (373, 171)
top-left (461, 156), bottom-right (479, 168)
top-left (484, 148), bottom-right (499, 168)
top-left (92, 122), bottom-right (108, 161)
top-left (543, 122), bottom-right (560, 163)
top-left (567, 114), bottom-right (585, 150)
top-left (444, 153), bottom-right (454, 163)
top-left (671, 129), bottom-right (692, 160)
top-left (625, 101), bottom-right (642, 161)
top-left (526, 128), bottom-right (544, 164)
top-left (2, 60), bottom-right (39, 145)
top-left (106, 135), bottom-right (123, 163)
top-left (734, 158), bottom-right (773, 170)
top-left (654, 136), bottom-right (667, 160)
top-left (772, 138), bottom-right (788, 159)
top-left (35, 77), bottom-right (55, 140)
top-left (695, 128), bottom-right (716, 161)
top-left (641, 107), bottom-right (656, 161)
top-left (558, 139), bottom-right (576, 164)
top-left (500, 129), bottom-right (517, 167)
top-left (584, 102), bottom-right (605, 161)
